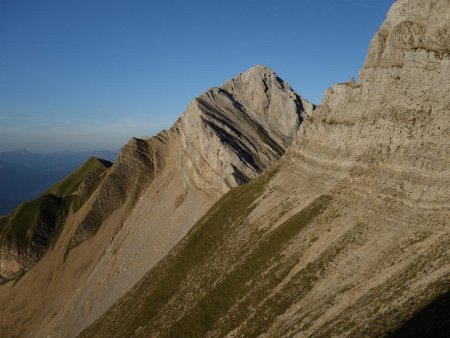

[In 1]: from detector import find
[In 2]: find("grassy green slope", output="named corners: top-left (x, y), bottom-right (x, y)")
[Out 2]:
top-left (79, 164), bottom-right (450, 338)
top-left (47, 157), bottom-right (111, 196)
top-left (0, 157), bottom-right (111, 251)
top-left (80, 168), bottom-right (332, 337)
top-left (0, 195), bottom-right (69, 249)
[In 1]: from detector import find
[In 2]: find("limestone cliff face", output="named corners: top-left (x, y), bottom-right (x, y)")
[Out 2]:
top-left (298, 0), bottom-right (449, 210)
top-left (78, 1), bottom-right (450, 337)
top-left (175, 65), bottom-right (314, 193)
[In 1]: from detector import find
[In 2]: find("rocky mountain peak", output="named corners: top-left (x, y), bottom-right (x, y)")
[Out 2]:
top-left (223, 65), bottom-right (314, 128)
top-left (35, 64), bottom-right (314, 262)
top-left (175, 65), bottom-right (315, 193)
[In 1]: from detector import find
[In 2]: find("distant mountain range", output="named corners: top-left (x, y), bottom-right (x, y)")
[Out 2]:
top-left (0, 149), bottom-right (117, 215)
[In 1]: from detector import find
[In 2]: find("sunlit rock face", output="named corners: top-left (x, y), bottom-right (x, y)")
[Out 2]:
top-left (175, 65), bottom-right (314, 193)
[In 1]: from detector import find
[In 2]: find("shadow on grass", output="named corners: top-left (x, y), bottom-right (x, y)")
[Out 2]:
top-left (386, 291), bottom-right (450, 338)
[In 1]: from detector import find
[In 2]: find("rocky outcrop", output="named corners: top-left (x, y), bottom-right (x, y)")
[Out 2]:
top-left (175, 65), bottom-right (314, 193)
top-left (0, 195), bottom-right (67, 280)
top-left (79, 0), bottom-right (450, 337)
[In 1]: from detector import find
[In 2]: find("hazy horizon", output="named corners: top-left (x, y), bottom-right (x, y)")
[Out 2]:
top-left (0, 0), bottom-right (394, 152)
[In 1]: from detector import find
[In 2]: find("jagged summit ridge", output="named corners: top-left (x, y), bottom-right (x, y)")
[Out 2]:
top-left (224, 65), bottom-right (314, 134)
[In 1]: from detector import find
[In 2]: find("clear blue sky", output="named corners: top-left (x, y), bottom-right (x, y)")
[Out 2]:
top-left (0, 0), bottom-right (394, 152)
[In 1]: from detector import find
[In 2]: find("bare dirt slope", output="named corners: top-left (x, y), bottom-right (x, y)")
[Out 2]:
top-left (81, 0), bottom-right (450, 337)
top-left (0, 66), bottom-right (312, 337)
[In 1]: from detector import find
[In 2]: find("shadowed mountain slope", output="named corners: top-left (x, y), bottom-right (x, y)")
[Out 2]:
top-left (0, 149), bottom-right (117, 215)
top-left (80, 0), bottom-right (450, 336)
top-left (0, 157), bottom-right (112, 281)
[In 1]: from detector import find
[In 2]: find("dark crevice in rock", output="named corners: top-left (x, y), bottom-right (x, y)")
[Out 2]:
top-left (202, 119), bottom-right (262, 173)
top-left (231, 165), bottom-right (251, 185)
